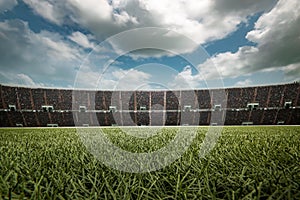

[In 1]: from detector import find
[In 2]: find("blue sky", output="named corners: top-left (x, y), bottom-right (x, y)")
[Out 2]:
top-left (0, 0), bottom-right (299, 90)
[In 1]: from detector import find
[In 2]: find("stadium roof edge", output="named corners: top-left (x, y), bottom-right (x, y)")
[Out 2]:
top-left (0, 81), bottom-right (299, 92)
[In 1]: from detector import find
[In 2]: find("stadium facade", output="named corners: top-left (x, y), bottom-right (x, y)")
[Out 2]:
top-left (0, 82), bottom-right (299, 127)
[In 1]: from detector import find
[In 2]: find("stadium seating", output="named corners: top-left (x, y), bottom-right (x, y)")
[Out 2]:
top-left (0, 82), bottom-right (299, 127)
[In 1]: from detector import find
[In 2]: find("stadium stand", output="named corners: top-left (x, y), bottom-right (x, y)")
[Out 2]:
top-left (0, 82), bottom-right (299, 127)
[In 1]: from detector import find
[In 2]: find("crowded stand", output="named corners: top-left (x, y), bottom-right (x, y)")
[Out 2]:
top-left (0, 82), bottom-right (299, 127)
top-left (166, 91), bottom-right (180, 110)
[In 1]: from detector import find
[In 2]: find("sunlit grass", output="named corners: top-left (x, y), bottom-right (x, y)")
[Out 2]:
top-left (0, 126), bottom-right (299, 199)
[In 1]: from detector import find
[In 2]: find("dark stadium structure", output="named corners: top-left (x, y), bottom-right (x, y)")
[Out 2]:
top-left (0, 82), bottom-right (299, 127)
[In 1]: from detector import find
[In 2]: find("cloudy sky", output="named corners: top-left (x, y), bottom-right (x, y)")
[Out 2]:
top-left (0, 0), bottom-right (299, 90)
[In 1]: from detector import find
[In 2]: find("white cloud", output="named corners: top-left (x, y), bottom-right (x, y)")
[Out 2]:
top-left (198, 46), bottom-right (259, 79)
top-left (69, 0), bottom-right (113, 22)
top-left (74, 65), bottom-right (152, 90)
top-left (0, 19), bottom-right (86, 87)
top-left (68, 31), bottom-right (96, 49)
top-left (168, 65), bottom-right (204, 89)
top-left (0, 72), bottom-right (45, 87)
top-left (36, 31), bottom-right (82, 61)
top-left (22, 0), bottom-right (277, 57)
top-left (0, 0), bottom-right (17, 12)
top-left (107, 0), bottom-right (276, 55)
top-left (16, 73), bottom-right (45, 87)
top-left (4, 0), bottom-right (298, 89)
top-left (198, 0), bottom-right (300, 81)
top-left (107, 28), bottom-right (199, 58)
top-left (74, 65), bottom-right (101, 89)
top-left (23, 0), bottom-right (65, 25)
top-left (285, 63), bottom-right (300, 79)
top-left (65, 0), bottom-right (137, 40)
top-left (112, 68), bottom-right (152, 90)
top-left (235, 78), bottom-right (253, 87)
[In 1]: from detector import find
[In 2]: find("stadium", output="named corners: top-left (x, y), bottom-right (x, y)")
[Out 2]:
top-left (1, 82), bottom-right (300, 198)
top-left (1, 0), bottom-right (300, 199)
top-left (1, 82), bottom-right (299, 127)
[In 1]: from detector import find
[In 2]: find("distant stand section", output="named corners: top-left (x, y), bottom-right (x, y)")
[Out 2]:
top-left (0, 82), bottom-right (299, 127)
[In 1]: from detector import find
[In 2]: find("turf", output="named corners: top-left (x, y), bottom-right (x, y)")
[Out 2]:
top-left (0, 126), bottom-right (300, 199)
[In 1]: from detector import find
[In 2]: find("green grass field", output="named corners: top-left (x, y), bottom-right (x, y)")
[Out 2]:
top-left (0, 126), bottom-right (300, 199)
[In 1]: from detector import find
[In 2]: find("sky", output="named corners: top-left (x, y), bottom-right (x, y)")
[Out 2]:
top-left (0, 0), bottom-right (299, 90)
